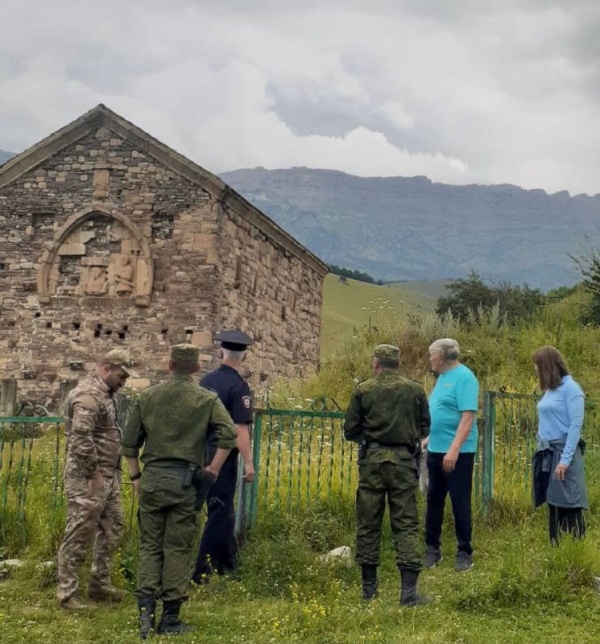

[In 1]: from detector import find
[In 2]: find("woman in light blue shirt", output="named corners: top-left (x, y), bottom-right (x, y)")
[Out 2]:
top-left (533, 346), bottom-right (588, 542)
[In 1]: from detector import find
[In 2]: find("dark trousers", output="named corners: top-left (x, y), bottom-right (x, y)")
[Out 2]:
top-left (425, 451), bottom-right (475, 555)
top-left (548, 504), bottom-right (586, 543)
top-left (193, 455), bottom-right (238, 579)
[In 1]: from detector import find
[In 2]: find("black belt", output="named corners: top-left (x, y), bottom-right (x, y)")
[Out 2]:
top-left (143, 460), bottom-right (194, 472)
top-left (369, 441), bottom-right (411, 450)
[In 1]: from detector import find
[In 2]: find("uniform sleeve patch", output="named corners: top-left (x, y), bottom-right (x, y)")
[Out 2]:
top-left (242, 396), bottom-right (252, 409)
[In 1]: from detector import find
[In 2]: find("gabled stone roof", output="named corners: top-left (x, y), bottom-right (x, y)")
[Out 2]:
top-left (0, 104), bottom-right (329, 276)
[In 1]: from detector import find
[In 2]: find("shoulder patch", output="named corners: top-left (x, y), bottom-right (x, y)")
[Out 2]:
top-left (242, 396), bottom-right (252, 409)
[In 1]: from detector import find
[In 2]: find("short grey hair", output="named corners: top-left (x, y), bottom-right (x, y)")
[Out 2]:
top-left (429, 338), bottom-right (460, 362)
top-left (222, 348), bottom-right (245, 362)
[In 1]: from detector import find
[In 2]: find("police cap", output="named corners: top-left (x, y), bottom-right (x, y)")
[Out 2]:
top-left (170, 344), bottom-right (200, 364)
top-left (215, 330), bottom-right (254, 352)
top-left (104, 349), bottom-right (139, 377)
top-left (373, 344), bottom-right (401, 361)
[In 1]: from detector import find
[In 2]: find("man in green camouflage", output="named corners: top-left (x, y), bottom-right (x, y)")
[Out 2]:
top-left (344, 344), bottom-right (431, 607)
top-left (57, 349), bottom-right (135, 611)
top-left (121, 344), bottom-right (237, 638)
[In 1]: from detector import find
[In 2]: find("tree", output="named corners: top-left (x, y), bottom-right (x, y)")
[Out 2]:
top-left (571, 249), bottom-right (600, 325)
top-left (435, 271), bottom-right (544, 325)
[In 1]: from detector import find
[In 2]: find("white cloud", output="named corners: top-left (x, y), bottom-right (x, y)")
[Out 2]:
top-left (0, 0), bottom-right (599, 194)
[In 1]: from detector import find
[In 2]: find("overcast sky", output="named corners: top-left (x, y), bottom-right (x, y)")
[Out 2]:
top-left (1, 0), bottom-right (599, 195)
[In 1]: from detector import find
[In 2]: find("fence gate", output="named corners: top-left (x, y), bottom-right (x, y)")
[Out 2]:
top-left (235, 397), bottom-right (354, 533)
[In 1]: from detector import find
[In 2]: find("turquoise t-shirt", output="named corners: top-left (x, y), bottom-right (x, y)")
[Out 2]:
top-left (428, 364), bottom-right (479, 453)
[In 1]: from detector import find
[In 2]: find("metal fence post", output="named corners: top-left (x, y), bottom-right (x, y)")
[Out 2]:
top-left (244, 413), bottom-right (263, 530)
top-left (481, 391), bottom-right (496, 515)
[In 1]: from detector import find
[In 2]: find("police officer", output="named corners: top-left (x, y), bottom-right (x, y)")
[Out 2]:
top-left (192, 329), bottom-right (255, 583)
top-left (344, 344), bottom-right (431, 607)
top-left (121, 344), bottom-right (237, 638)
top-left (57, 349), bottom-right (134, 611)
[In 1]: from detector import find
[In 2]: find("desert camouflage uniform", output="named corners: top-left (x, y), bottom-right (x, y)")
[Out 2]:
top-left (57, 372), bottom-right (124, 603)
top-left (344, 346), bottom-right (430, 571)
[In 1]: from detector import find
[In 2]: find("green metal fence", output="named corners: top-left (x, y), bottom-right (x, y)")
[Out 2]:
top-left (3, 391), bottom-right (600, 553)
top-left (0, 415), bottom-right (64, 552)
top-left (240, 400), bottom-right (354, 531)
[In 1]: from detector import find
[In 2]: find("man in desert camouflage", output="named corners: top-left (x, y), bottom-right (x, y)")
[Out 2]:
top-left (344, 344), bottom-right (431, 607)
top-left (56, 349), bottom-right (136, 611)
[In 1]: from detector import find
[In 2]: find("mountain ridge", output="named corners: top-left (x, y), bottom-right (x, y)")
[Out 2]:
top-left (220, 167), bottom-right (600, 289)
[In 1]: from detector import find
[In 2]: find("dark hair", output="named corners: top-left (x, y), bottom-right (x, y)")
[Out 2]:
top-left (532, 346), bottom-right (569, 391)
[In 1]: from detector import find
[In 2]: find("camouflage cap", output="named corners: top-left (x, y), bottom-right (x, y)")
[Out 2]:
top-left (170, 343), bottom-right (200, 364)
top-left (105, 349), bottom-right (138, 377)
top-left (373, 344), bottom-right (401, 361)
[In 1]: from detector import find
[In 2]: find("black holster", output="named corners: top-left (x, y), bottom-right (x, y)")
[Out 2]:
top-left (182, 465), bottom-right (217, 511)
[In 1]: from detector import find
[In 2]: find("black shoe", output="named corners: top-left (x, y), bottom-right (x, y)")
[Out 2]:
top-left (360, 564), bottom-right (378, 601)
top-left (137, 595), bottom-right (156, 640)
top-left (399, 569), bottom-right (431, 607)
top-left (423, 547), bottom-right (442, 569)
top-left (455, 551), bottom-right (473, 572)
top-left (157, 600), bottom-right (198, 635)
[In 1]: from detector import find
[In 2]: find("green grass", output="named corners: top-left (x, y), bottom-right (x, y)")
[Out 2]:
top-left (0, 511), bottom-right (599, 644)
top-left (321, 275), bottom-right (435, 357)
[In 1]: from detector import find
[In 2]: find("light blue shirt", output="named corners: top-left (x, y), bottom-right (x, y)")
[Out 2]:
top-left (428, 364), bottom-right (479, 454)
top-left (537, 375), bottom-right (584, 466)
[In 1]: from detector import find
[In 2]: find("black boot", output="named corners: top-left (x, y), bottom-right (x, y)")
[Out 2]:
top-left (137, 595), bottom-right (156, 640)
top-left (157, 600), bottom-right (198, 635)
top-left (361, 564), bottom-right (378, 600)
top-left (399, 569), bottom-right (431, 607)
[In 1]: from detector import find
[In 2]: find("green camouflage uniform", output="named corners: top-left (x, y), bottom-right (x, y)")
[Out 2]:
top-left (121, 367), bottom-right (237, 603)
top-left (344, 346), bottom-right (430, 571)
top-left (57, 372), bottom-right (125, 603)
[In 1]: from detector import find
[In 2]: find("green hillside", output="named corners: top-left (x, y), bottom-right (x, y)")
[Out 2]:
top-left (320, 274), bottom-right (435, 356)
top-left (390, 279), bottom-right (453, 299)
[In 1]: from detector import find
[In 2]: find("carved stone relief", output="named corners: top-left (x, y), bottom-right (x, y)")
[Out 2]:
top-left (39, 209), bottom-right (153, 305)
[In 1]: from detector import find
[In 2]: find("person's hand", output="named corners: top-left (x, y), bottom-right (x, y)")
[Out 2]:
top-left (421, 437), bottom-right (429, 450)
top-left (132, 479), bottom-right (140, 496)
top-left (203, 464), bottom-right (219, 482)
top-left (443, 448), bottom-right (459, 473)
top-left (87, 470), bottom-right (104, 494)
top-left (243, 461), bottom-right (255, 483)
top-left (555, 463), bottom-right (568, 481)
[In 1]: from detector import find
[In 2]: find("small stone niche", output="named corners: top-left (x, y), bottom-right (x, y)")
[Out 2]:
top-left (151, 213), bottom-right (174, 240)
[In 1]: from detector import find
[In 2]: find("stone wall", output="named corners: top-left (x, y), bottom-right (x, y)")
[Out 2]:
top-left (0, 111), bottom-right (326, 411)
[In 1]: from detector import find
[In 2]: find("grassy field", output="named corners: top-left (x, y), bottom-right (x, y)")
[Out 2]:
top-left (0, 511), bottom-right (598, 644)
top-left (320, 275), bottom-right (436, 357)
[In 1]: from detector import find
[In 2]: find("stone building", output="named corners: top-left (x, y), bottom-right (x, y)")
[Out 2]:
top-left (0, 105), bottom-right (328, 411)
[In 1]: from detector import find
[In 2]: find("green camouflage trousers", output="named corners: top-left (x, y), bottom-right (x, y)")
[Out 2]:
top-left (137, 467), bottom-right (197, 602)
top-left (355, 459), bottom-right (421, 571)
top-left (57, 466), bottom-right (124, 602)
